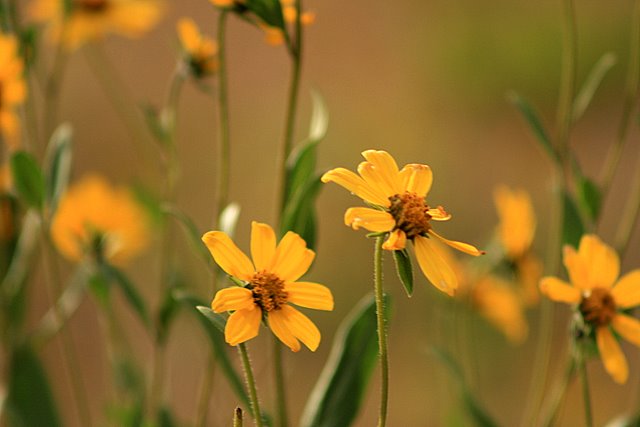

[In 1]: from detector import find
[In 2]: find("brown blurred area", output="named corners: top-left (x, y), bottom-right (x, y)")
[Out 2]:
top-left (24, 0), bottom-right (640, 425)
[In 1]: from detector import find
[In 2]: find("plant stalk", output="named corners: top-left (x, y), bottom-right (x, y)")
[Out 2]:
top-left (238, 343), bottom-right (264, 427)
top-left (374, 235), bottom-right (388, 427)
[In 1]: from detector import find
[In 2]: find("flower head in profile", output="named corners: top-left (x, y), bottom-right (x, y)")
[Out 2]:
top-left (540, 235), bottom-right (640, 383)
top-left (322, 150), bottom-right (483, 296)
top-left (177, 18), bottom-right (218, 78)
top-left (51, 175), bottom-right (149, 264)
top-left (204, 222), bottom-right (334, 351)
top-left (29, 0), bottom-right (164, 50)
top-left (0, 34), bottom-right (27, 149)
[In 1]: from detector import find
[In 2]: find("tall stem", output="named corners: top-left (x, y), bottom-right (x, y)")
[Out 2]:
top-left (273, 335), bottom-right (288, 427)
top-left (215, 11), bottom-right (230, 223)
top-left (238, 343), bottom-right (264, 427)
top-left (577, 343), bottom-right (593, 427)
top-left (540, 351), bottom-right (576, 427)
top-left (373, 235), bottom-right (388, 427)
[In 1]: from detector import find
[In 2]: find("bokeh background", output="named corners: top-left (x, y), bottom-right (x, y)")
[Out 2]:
top-left (28, 0), bottom-right (640, 425)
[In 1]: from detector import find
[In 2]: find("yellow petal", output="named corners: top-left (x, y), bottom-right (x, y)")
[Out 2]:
top-left (579, 234), bottom-right (620, 289)
top-left (473, 276), bottom-right (528, 343)
top-left (493, 185), bottom-right (536, 259)
top-left (268, 309), bottom-right (301, 352)
top-left (428, 230), bottom-right (484, 256)
top-left (612, 314), bottom-right (640, 347)
top-left (225, 307), bottom-right (262, 346)
top-left (357, 161), bottom-right (398, 201)
top-left (361, 150), bottom-right (402, 194)
top-left (611, 270), bottom-right (640, 309)
top-left (271, 231), bottom-right (314, 281)
top-left (344, 207), bottom-right (395, 232)
top-left (285, 282), bottom-right (334, 311)
top-left (399, 163), bottom-right (432, 196)
top-left (251, 221), bottom-right (276, 271)
top-left (413, 235), bottom-right (457, 296)
top-left (382, 229), bottom-right (406, 251)
top-left (211, 287), bottom-right (254, 312)
top-left (563, 244), bottom-right (589, 291)
top-left (202, 231), bottom-right (254, 281)
top-left (539, 277), bottom-right (581, 304)
top-left (427, 206), bottom-right (451, 221)
top-left (321, 167), bottom-right (389, 207)
top-left (209, 0), bottom-right (235, 7)
top-left (596, 326), bottom-right (628, 384)
top-left (177, 17), bottom-right (201, 54)
top-left (273, 305), bottom-right (321, 351)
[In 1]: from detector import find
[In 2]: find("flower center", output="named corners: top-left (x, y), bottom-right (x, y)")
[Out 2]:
top-left (579, 287), bottom-right (616, 328)
top-left (250, 270), bottom-right (287, 312)
top-left (76, 0), bottom-right (109, 12)
top-left (388, 192), bottom-right (432, 239)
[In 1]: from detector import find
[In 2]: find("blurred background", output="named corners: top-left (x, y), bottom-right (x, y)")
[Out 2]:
top-left (27, 0), bottom-right (640, 425)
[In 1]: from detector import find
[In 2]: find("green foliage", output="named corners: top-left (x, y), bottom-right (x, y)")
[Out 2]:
top-left (576, 176), bottom-right (602, 222)
top-left (100, 263), bottom-right (151, 328)
top-left (245, 0), bottom-right (286, 32)
top-left (561, 191), bottom-right (585, 248)
top-left (300, 293), bottom-right (384, 427)
top-left (44, 123), bottom-right (73, 218)
top-left (507, 92), bottom-right (558, 163)
top-left (393, 249), bottom-right (414, 297)
top-left (10, 151), bottom-right (45, 211)
top-left (162, 204), bottom-right (213, 271)
top-left (572, 52), bottom-right (617, 124)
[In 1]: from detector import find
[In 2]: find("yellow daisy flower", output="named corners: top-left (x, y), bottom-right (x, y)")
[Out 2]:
top-left (0, 34), bottom-right (27, 149)
top-left (540, 234), bottom-right (640, 384)
top-left (177, 18), bottom-right (218, 78)
top-left (321, 149), bottom-right (483, 296)
top-left (51, 175), bottom-right (149, 264)
top-left (29, 0), bottom-right (164, 50)
top-left (204, 221), bottom-right (334, 352)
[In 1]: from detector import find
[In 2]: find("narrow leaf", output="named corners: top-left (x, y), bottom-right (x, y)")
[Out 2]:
top-left (281, 177), bottom-right (321, 248)
top-left (393, 249), bottom-right (414, 297)
top-left (2, 210), bottom-right (40, 301)
top-left (561, 191), bottom-right (585, 247)
top-left (44, 123), bottom-right (73, 217)
top-left (162, 204), bottom-right (213, 270)
top-left (101, 263), bottom-right (150, 327)
top-left (10, 151), bottom-right (45, 210)
top-left (196, 305), bottom-right (227, 334)
top-left (572, 53), bottom-right (617, 123)
top-left (507, 92), bottom-right (558, 163)
top-left (245, 0), bottom-right (285, 31)
top-left (576, 176), bottom-right (602, 222)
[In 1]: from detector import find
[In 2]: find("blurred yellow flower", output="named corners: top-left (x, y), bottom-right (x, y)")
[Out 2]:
top-left (0, 34), bottom-right (26, 149)
top-left (473, 275), bottom-right (528, 343)
top-left (51, 175), bottom-right (149, 264)
top-left (540, 234), bottom-right (640, 384)
top-left (177, 18), bottom-right (218, 78)
top-left (204, 222), bottom-right (333, 352)
top-left (322, 150), bottom-right (483, 296)
top-left (29, 0), bottom-right (164, 50)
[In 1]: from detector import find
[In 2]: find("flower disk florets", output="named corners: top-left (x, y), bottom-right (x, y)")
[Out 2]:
top-left (250, 270), bottom-right (287, 312)
top-left (580, 288), bottom-right (617, 328)
top-left (388, 192), bottom-right (432, 240)
top-left (76, 0), bottom-right (109, 12)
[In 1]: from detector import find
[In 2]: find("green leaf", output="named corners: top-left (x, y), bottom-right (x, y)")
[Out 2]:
top-left (393, 249), bottom-right (414, 297)
top-left (10, 151), bottom-right (45, 211)
top-left (5, 344), bottom-right (62, 427)
top-left (507, 92), bottom-right (558, 163)
top-left (431, 347), bottom-right (499, 427)
top-left (142, 104), bottom-right (171, 146)
top-left (100, 263), bottom-right (150, 328)
top-left (162, 204), bottom-right (213, 271)
top-left (44, 123), bottom-right (73, 217)
top-left (281, 177), bottom-right (321, 249)
top-left (131, 184), bottom-right (165, 228)
top-left (196, 305), bottom-right (227, 333)
top-left (576, 176), bottom-right (602, 222)
top-left (158, 406), bottom-right (178, 427)
top-left (572, 52), bottom-right (616, 124)
top-left (2, 210), bottom-right (40, 303)
top-left (300, 293), bottom-right (386, 427)
top-left (561, 191), bottom-right (585, 247)
top-left (245, 0), bottom-right (285, 31)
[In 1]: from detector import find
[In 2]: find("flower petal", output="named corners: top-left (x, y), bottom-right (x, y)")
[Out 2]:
top-left (321, 167), bottom-right (389, 206)
top-left (563, 245), bottom-right (589, 291)
top-left (285, 282), bottom-right (334, 311)
top-left (268, 310), bottom-right (301, 352)
top-left (413, 235), bottom-right (457, 296)
top-left (493, 185), bottom-right (536, 259)
top-left (429, 230), bottom-right (484, 256)
top-left (251, 221), bottom-right (276, 272)
top-left (271, 305), bottom-right (321, 352)
top-left (357, 162), bottom-right (397, 200)
top-left (382, 229), bottom-right (406, 251)
top-left (202, 231), bottom-right (254, 281)
top-left (224, 307), bottom-right (262, 346)
top-left (271, 231), bottom-right (315, 281)
top-left (596, 326), bottom-right (628, 384)
top-left (612, 314), bottom-right (640, 347)
top-left (427, 206), bottom-right (451, 221)
top-left (539, 277), bottom-right (581, 304)
top-left (399, 163), bottom-right (432, 196)
top-left (579, 235), bottom-right (620, 289)
top-left (344, 207), bottom-right (395, 232)
top-left (361, 150), bottom-right (402, 195)
top-left (211, 287), bottom-right (254, 312)
top-left (177, 17), bottom-right (201, 53)
top-left (611, 270), bottom-right (640, 309)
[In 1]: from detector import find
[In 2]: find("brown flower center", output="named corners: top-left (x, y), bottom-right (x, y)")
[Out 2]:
top-left (75, 0), bottom-right (109, 13)
top-left (388, 192), bottom-right (432, 239)
top-left (250, 270), bottom-right (287, 312)
top-left (579, 287), bottom-right (616, 327)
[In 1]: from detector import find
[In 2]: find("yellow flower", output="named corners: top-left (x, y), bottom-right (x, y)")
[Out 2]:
top-left (29, 0), bottom-right (164, 50)
top-left (0, 34), bottom-right (27, 149)
top-left (177, 18), bottom-right (218, 78)
top-left (473, 275), bottom-right (528, 343)
top-left (322, 149), bottom-right (483, 296)
top-left (204, 222), bottom-right (333, 352)
top-left (540, 234), bottom-right (640, 384)
top-left (494, 185), bottom-right (535, 260)
top-left (51, 175), bottom-right (149, 264)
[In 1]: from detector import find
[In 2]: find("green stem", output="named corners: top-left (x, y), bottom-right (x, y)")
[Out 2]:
top-left (555, 0), bottom-right (577, 169)
top-left (43, 41), bottom-right (68, 144)
top-left (195, 350), bottom-right (216, 427)
top-left (273, 335), bottom-right (288, 427)
top-left (148, 343), bottom-right (166, 419)
top-left (540, 351), bottom-right (576, 427)
top-left (374, 235), bottom-right (388, 427)
top-left (215, 11), bottom-right (230, 224)
top-left (238, 343), bottom-right (264, 427)
top-left (234, 407), bottom-right (244, 427)
top-left (577, 344), bottom-right (593, 427)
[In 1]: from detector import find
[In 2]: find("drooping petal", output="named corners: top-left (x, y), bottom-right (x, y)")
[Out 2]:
top-left (361, 150), bottom-right (402, 195)
top-left (539, 277), bottom-right (581, 304)
top-left (579, 235), bottom-right (620, 289)
top-left (611, 270), bottom-right (640, 309)
top-left (276, 305), bottom-right (321, 351)
top-left (382, 229), bottom-right (407, 251)
top-left (399, 163), bottom-right (432, 197)
top-left (224, 307), bottom-right (262, 346)
top-left (428, 230), bottom-right (484, 256)
top-left (271, 231), bottom-right (315, 282)
top-left (596, 326), bottom-right (628, 384)
top-left (321, 167), bottom-right (389, 207)
top-left (344, 207), bottom-right (395, 232)
top-left (202, 231), bottom-right (254, 281)
top-left (251, 221), bottom-right (276, 271)
top-left (562, 245), bottom-right (589, 291)
top-left (427, 206), bottom-right (451, 221)
top-left (285, 282), bottom-right (334, 311)
top-left (268, 309), bottom-right (301, 352)
top-left (612, 314), bottom-right (640, 347)
top-left (413, 235), bottom-right (457, 296)
top-left (211, 287), bottom-right (254, 312)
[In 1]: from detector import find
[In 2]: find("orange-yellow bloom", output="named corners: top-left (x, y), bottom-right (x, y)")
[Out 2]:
top-left (51, 175), bottom-right (149, 264)
top-left (204, 222), bottom-right (333, 352)
top-left (29, 0), bottom-right (164, 50)
top-left (177, 18), bottom-right (218, 78)
top-left (322, 150), bottom-right (483, 296)
top-left (540, 235), bottom-right (640, 384)
top-left (0, 34), bottom-right (26, 149)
